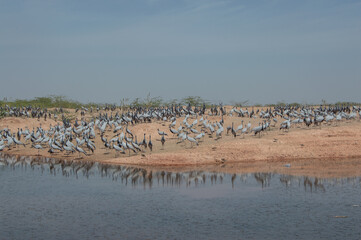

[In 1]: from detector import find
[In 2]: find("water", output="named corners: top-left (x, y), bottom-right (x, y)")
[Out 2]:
top-left (1, 155), bottom-right (361, 240)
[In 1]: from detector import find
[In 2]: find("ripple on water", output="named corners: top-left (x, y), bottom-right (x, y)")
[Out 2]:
top-left (1, 155), bottom-right (361, 239)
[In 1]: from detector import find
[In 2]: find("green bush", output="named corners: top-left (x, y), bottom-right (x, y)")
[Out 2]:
top-left (181, 96), bottom-right (209, 106)
top-left (0, 95), bottom-right (83, 109)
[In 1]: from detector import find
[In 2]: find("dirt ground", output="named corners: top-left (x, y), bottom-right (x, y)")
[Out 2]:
top-left (1, 108), bottom-right (361, 178)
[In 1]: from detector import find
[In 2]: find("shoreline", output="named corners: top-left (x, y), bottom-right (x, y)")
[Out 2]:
top-left (1, 115), bottom-right (361, 178)
top-left (2, 152), bottom-right (361, 179)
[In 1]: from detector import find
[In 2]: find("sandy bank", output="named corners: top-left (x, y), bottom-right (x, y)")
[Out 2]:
top-left (1, 114), bottom-right (361, 178)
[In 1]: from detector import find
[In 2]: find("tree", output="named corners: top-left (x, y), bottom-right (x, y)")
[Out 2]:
top-left (181, 96), bottom-right (207, 106)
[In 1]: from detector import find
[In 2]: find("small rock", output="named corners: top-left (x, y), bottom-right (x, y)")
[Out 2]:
top-left (215, 158), bottom-right (226, 164)
top-left (284, 164), bottom-right (291, 168)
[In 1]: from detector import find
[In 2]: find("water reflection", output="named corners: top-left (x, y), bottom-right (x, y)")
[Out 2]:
top-left (1, 153), bottom-right (361, 191)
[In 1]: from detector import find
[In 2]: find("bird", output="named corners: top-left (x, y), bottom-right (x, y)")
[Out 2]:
top-left (190, 128), bottom-right (199, 134)
top-left (177, 132), bottom-right (187, 143)
top-left (231, 122), bottom-right (237, 138)
top-left (241, 127), bottom-right (248, 138)
top-left (157, 129), bottom-right (168, 136)
top-left (113, 144), bottom-right (125, 156)
top-left (236, 121), bottom-right (243, 132)
top-left (113, 125), bottom-right (122, 133)
top-left (126, 142), bottom-right (137, 155)
top-left (194, 132), bottom-right (205, 141)
top-left (75, 145), bottom-right (88, 157)
top-left (216, 126), bottom-right (223, 139)
top-left (252, 123), bottom-right (264, 137)
top-left (63, 144), bottom-right (75, 154)
top-left (186, 135), bottom-right (198, 146)
top-left (325, 115), bottom-right (334, 123)
top-left (126, 127), bottom-right (133, 137)
top-left (170, 128), bottom-right (179, 136)
top-left (280, 120), bottom-right (291, 131)
top-left (6, 136), bottom-right (14, 148)
top-left (51, 140), bottom-right (63, 152)
top-left (304, 117), bottom-right (312, 127)
top-left (132, 142), bottom-right (142, 152)
top-left (13, 136), bottom-right (25, 147)
top-left (31, 144), bottom-right (43, 155)
top-left (148, 135), bottom-right (153, 151)
top-left (161, 135), bottom-right (165, 148)
top-left (86, 140), bottom-right (95, 154)
top-left (314, 115), bottom-right (324, 126)
top-left (141, 133), bottom-right (147, 149)
top-left (169, 120), bottom-right (176, 128)
top-left (247, 121), bottom-right (252, 130)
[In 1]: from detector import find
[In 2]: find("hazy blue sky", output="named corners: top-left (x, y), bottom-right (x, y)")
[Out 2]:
top-left (1, 0), bottom-right (360, 104)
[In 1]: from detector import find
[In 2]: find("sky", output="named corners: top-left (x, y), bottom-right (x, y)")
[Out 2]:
top-left (0, 0), bottom-right (360, 105)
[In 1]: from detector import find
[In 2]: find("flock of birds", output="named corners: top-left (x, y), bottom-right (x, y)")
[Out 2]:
top-left (0, 104), bottom-right (360, 158)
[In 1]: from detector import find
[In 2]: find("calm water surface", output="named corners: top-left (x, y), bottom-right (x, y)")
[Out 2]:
top-left (1, 155), bottom-right (361, 240)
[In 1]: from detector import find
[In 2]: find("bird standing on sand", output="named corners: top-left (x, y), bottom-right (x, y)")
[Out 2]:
top-left (31, 144), bottom-right (43, 155)
top-left (75, 145), bottom-right (87, 157)
top-left (142, 133), bottom-right (147, 149)
top-left (13, 135), bottom-right (26, 147)
top-left (161, 135), bottom-right (165, 149)
top-left (148, 135), bottom-right (153, 151)
top-left (231, 122), bottom-right (237, 138)
top-left (113, 144), bottom-right (125, 156)
top-left (187, 134), bottom-right (198, 146)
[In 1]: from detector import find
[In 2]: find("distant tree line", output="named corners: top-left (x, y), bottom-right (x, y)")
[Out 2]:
top-left (0, 95), bottom-right (212, 109)
top-left (0, 95), bottom-right (98, 109)
top-left (0, 95), bottom-right (359, 109)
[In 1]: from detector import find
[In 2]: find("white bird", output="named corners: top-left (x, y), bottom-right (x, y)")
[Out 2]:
top-left (177, 126), bottom-right (183, 132)
top-left (186, 135), bottom-right (198, 146)
top-left (66, 140), bottom-right (75, 148)
top-left (31, 144), bottom-right (43, 155)
top-left (177, 132), bottom-right (187, 143)
top-left (76, 138), bottom-right (85, 146)
top-left (13, 137), bottom-right (25, 147)
top-left (51, 141), bottom-right (63, 151)
top-left (63, 145), bottom-right (74, 154)
top-left (247, 121), bottom-right (251, 130)
top-left (192, 118), bottom-right (198, 127)
top-left (325, 115), bottom-right (334, 122)
top-left (113, 125), bottom-right (122, 133)
top-left (241, 127), bottom-right (248, 137)
top-left (6, 136), bottom-right (14, 147)
top-left (216, 126), bottom-right (223, 139)
top-left (169, 120), bottom-right (176, 128)
top-left (113, 144), bottom-right (125, 154)
top-left (170, 128), bottom-right (179, 135)
top-left (236, 121), bottom-right (244, 132)
top-left (132, 142), bottom-right (142, 152)
top-left (194, 132), bottom-right (205, 140)
top-left (157, 129), bottom-right (168, 136)
top-left (75, 145), bottom-right (87, 156)
top-left (190, 128), bottom-right (199, 134)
